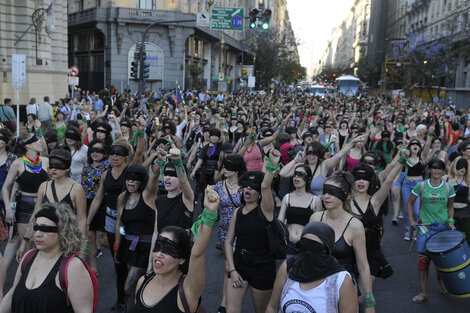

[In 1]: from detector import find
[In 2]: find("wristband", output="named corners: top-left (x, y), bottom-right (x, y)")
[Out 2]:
top-left (265, 157), bottom-right (279, 173)
top-left (191, 208), bottom-right (218, 240)
top-left (165, 140), bottom-right (175, 146)
top-left (155, 159), bottom-right (166, 175)
top-left (364, 292), bottom-right (376, 307)
top-left (172, 158), bottom-right (186, 176)
top-left (113, 242), bottom-right (120, 254)
top-left (24, 237), bottom-right (31, 242)
top-left (134, 129), bottom-right (145, 138)
top-left (448, 218), bottom-right (455, 225)
top-left (35, 129), bottom-right (43, 138)
top-left (228, 269), bottom-right (236, 275)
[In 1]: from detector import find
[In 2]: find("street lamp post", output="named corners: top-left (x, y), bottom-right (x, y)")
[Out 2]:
top-left (219, 36), bottom-right (225, 91)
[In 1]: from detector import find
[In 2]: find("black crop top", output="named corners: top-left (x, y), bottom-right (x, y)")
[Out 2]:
top-left (285, 194), bottom-right (315, 226)
top-left (453, 184), bottom-right (469, 204)
top-left (42, 181), bottom-right (75, 212)
top-left (17, 163), bottom-right (49, 194)
top-left (121, 196), bottom-right (155, 235)
top-left (407, 161), bottom-right (425, 177)
top-left (321, 212), bottom-right (357, 277)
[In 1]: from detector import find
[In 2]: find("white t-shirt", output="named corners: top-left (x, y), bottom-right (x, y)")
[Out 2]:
top-left (26, 104), bottom-right (38, 116)
top-left (280, 271), bottom-right (350, 313)
top-left (70, 145), bottom-right (88, 183)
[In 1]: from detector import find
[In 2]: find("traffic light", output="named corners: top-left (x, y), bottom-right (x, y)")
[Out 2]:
top-left (249, 8), bottom-right (258, 29)
top-left (262, 9), bottom-right (272, 30)
top-left (140, 52), bottom-right (150, 79)
top-left (130, 61), bottom-right (140, 79)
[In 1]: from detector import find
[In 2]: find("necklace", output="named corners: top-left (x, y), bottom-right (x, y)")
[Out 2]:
top-left (226, 179), bottom-right (239, 189)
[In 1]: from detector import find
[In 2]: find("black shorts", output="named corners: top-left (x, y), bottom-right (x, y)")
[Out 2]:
top-left (16, 195), bottom-right (36, 224)
top-left (233, 249), bottom-right (276, 290)
top-left (86, 198), bottom-right (105, 232)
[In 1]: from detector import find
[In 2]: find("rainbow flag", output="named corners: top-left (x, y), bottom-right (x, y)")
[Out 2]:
top-left (175, 81), bottom-right (185, 106)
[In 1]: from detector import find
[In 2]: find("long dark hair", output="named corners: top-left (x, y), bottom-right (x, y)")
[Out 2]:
top-left (160, 226), bottom-right (192, 274)
top-left (324, 171), bottom-right (355, 212)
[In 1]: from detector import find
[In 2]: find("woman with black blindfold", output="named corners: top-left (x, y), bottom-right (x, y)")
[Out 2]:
top-left (131, 186), bottom-right (219, 313)
top-left (371, 130), bottom-right (395, 165)
top-left (81, 139), bottom-right (109, 274)
top-left (0, 203), bottom-right (94, 313)
top-left (406, 159), bottom-right (456, 303)
top-left (447, 157), bottom-right (470, 241)
top-left (224, 149), bottom-right (281, 313)
top-left (114, 164), bottom-right (158, 312)
top-left (351, 161), bottom-right (403, 285)
top-left (17, 149), bottom-right (88, 260)
top-left (266, 222), bottom-right (357, 313)
top-left (310, 172), bottom-right (376, 313)
top-left (2, 132), bottom-right (49, 274)
top-left (64, 127), bottom-right (88, 183)
top-left (213, 154), bottom-right (246, 313)
top-left (87, 120), bottom-right (146, 312)
top-left (278, 164), bottom-right (321, 256)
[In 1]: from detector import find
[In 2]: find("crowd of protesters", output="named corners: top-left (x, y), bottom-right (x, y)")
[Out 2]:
top-left (0, 86), bottom-right (467, 313)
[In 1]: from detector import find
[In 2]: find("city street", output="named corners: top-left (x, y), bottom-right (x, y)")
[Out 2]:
top-left (3, 203), bottom-right (470, 313)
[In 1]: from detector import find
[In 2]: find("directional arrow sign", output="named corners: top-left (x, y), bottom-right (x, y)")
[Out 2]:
top-left (210, 7), bottom-right (244, 31)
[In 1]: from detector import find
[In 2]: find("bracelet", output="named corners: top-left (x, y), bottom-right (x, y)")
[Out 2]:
top-left (228, 269), bottom-right (236, 275)
top-left (191, 208), bottom-right (218, 240)
top-left (165, 140), bottom-right (175, 146)
top-left (448, 218), bottom-right (455, 225)
top-left (265, 157), bottom-right (279, 173)
top-left (364, 292), bottom-right (376, 307)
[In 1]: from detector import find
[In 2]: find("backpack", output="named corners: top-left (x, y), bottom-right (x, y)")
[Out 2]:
top-left (21, 249), bottom-right (98, 313)
top-left (256, 206), bottom-right (289, 259)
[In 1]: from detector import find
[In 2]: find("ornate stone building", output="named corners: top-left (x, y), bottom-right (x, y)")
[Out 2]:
top-left (0, 0), bottom-right (68, 103)
top-left (68, 0), bottom-right (296, 92)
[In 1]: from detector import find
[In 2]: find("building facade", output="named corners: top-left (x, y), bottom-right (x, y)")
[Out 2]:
top-left (68, 0), bottom-right (295, 93)
top-left (0, 0), bottom-right (68, 104)
top-left (319, 0), bottom-right (372, 74)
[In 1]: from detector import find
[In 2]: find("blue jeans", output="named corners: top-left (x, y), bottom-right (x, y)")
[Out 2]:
top-left (402, 178), bottom-right (423, 230)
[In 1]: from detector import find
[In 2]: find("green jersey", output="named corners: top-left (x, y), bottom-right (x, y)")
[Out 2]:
top-left (412, 179), bottom-right (455, 225)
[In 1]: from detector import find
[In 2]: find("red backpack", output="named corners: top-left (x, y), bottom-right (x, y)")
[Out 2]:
top-left (21, 249), bottom-right (98, 312)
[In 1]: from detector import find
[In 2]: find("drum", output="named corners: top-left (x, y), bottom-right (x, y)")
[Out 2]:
top-left (426, 230), bottom-right (470, 298)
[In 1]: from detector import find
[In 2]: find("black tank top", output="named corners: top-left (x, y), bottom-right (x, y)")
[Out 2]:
top-left (121, 196), bottom-right (155, 235)
top-left (453, 184), bottom-right (469, 204)
top-left (155, 193), bottom-right (193, 231)
top-left (351, 199), bottom-right (383, 249)
top-left (17, 163), bottom-right (49, 194)
top-left (235, 205), bottom-right (270, 253)
top-left (12, 254), bottom-right (72, 313)
top-left (407, 161), bottom-right (425, 177)
top-left (321, 212), bottom-right (356, 276)
top-left (43, 181), bottom-right (75, 211)
top-left (285, 194), bottom-right (314, 226)
top-left (131, 272), bottom-right (184, 313)
top-left (104, 167), bottom-right (127, 211)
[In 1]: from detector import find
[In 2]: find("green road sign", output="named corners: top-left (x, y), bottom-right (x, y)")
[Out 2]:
top-left (211, 7), bottom-right (244, 31)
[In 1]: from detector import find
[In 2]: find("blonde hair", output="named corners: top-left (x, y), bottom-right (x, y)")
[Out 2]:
top-left (111, 139), bottom-right (134, 162)
top-left (449, 156), bottom-right (470, 186)
top-left (29, 203), bottom-right (83, 256)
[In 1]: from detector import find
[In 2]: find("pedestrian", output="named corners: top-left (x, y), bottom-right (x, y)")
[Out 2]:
top-left (447, 157), bottom-right (470, 241)
top-left (114, 164), bottom-right (158, 312)
top-left (310, 171), bottom-right (376, 313)
top-left (64, 127), bottom-right (88, 183)
top-left (266, 222), bottom-right (358, 313)
top-left (224, 149), bottom-right (280, 313)
top-left (214, 154), bottom-right (246, 313)
top-left (407, 159), bottom-right (456, 303)
top-left (0, 98), bottom-right (16, 133)
top-left (131, 186), bottom-right (220, 313)
top-left (26, 98), bottom-right (38, 116)
top-left (0, 202), bottom-right (94, 313)
top-left (38, 96), bottom-right (53, 135)
top-left (1, 132), bottom-right (49, 273)
top-left (81, 139), bottom-right (109, 274)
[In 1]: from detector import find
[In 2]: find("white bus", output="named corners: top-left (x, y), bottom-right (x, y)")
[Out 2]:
top-left (335, 75), bottom-right (361, 97)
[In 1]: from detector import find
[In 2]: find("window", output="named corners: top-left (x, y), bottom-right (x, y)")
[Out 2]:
top-left (139, 0), bottom-right (156, 9)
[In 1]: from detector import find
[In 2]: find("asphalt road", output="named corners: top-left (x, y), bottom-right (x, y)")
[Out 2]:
top-left (3, 204), bottom-right (470, 312)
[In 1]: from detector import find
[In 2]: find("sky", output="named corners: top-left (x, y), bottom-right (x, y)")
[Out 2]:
top-left (286, 0), bottom-right (354, 76)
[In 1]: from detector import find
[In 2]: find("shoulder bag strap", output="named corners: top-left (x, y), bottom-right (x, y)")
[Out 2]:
top-left (21, 249), bottom-right (39, 273)
top-left (225, 181), bottom-right (239, 209)
top-left (178, 275), bottom-right (191, 313)
top-left (51, 180), bottom-right (59, 203)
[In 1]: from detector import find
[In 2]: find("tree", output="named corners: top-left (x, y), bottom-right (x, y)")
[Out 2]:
top-left (245, 27), bottom-right (303, 88)
top-left (188, 63), bottom-right (203, 89)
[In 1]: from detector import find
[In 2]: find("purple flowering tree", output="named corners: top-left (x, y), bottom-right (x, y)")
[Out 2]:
top-left (391, 33), bottom-right (458, 100)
